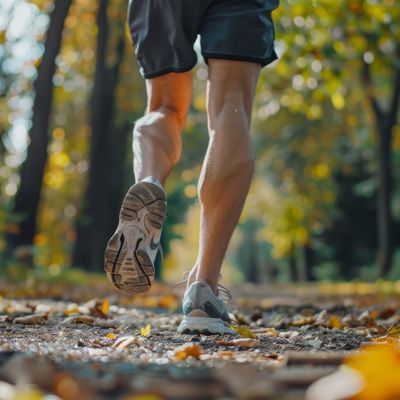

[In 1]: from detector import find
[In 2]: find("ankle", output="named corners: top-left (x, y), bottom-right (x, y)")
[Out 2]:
top-left (139, 175), bottom-right (164, 188)
top-left (186, 266), bottom-right (219, 295)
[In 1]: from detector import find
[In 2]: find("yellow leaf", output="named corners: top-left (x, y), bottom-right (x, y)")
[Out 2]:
top-left (329, 315), bottom-right (342, 329)
top-left (174, 344), bottom-right (202, 360)
top-left (140, 324), bottom-right (151, 337)
top-left (158, 294), bottom-right (178, 310)
top-left (106, 332), bottom-right (117, 340)
top-left (101, 299), bottom-right (110, 315)
top-left (64, 305), bottom-right (79, 316)
top-left (388, 325), bottom-right (400, 338)
top-left (229, 325), bottom-right (257, 339)
top-left (124, 395), bottom-right (163, 400)
top-left (346, 343), bottom-right (400, 400)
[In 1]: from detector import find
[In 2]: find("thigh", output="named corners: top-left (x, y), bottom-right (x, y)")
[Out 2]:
top-left (146, 72), bottom-right (193, 124)
top-left (206, 59), bottom-right (260, 126)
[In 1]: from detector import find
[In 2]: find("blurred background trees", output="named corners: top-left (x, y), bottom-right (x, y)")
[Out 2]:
top-left (0, 0), bottom-right (399, 284)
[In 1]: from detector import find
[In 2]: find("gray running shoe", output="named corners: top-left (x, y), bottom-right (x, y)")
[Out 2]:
top-left (104, 178), bottom-right (167, 294)
top-left (177, 281), bottom-right (235, 334)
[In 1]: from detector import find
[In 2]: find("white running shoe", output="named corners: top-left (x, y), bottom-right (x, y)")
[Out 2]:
top-left (177, 281), bottom-right (235, 334)
top-left (104, 177), bottom-right (167, 294)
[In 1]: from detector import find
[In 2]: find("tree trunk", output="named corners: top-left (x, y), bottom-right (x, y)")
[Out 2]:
top-left (376, 121), bottom-right (393, 277)
top-left (73, 0), bottom-right (128, 270)
top-left (288, 246), bottom-right (298, 282)
top-left (362, 52), bottom-right (400, 277)
top-left (6, 0), bottom-right (72, 260)
top-left (303, 243), bottom-right (316, 281)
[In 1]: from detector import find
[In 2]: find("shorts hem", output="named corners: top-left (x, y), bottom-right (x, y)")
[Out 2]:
top-left (202, 51), bottom-right (278, 67)
top-left (142, 62), bottom-right (197, 79)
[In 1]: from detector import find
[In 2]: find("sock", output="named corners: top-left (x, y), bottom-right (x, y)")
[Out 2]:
top-left (141, 176), bottom-right (163, 189)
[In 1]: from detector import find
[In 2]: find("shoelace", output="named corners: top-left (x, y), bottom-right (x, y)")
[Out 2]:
top-left (176, 271), bottom-right (232, 302)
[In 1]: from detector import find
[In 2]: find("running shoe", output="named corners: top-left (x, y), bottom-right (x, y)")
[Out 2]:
top-left (104, 177), bottom-right (167, 294)
top-left (177, 281), bottom-right (235, 334)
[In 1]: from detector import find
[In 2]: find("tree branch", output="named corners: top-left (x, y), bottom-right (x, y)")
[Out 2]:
top-left (388, 44), bottom-right (400, 127)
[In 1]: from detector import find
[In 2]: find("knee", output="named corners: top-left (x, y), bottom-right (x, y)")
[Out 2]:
top-left (209, 96), bottom-right (252, 131)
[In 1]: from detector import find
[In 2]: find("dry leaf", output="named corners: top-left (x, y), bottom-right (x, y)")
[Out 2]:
top-left (91, 299), bottom-right (109, 318)
top-left (112, 336), bottom-right (140, 350)
top-left (217, 351), bottom-right (235, 359)
top-left (123, 395), bottom-right (164, 400)
top-left (291, 316), bottom-right (315, 327)
top-left (373, 324), bottom-right (400, 343)
top-left (13, 314), bottom-right (48, 325)
top-left (61, 315), bottom-right (95, 325)
top-left (229, 325), bottom-right (256, 339)
top-left (232, 312), bottom-right (250, 325)
top-left (106, 332), bottom-right (117, 340)
top-left (174, 344), bottom-right (202, 360)
top-left (387, 325), bottom-right (400, 338)
top-left (100, 299), bottom-right (110, 315)
top-left (140, 324), bottom-right (151, 337)
top-left (378, 308), bottom-right (396, 320)
top-left (329, 315), bottom-right (342, 329)
top-left (63, 305), bottom-right (80, 316)
top-left (215, 338), bottom-right (259, 348)
top-left (158, 295), bottom-right (178, 309)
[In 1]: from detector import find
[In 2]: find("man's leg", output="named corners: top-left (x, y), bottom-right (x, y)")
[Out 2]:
top-left (133, 72), bottom-right (193, 184)
top-left (189, 59), bottom-right (260, 293)
top-left (105, 72), bottom-right (192, 294)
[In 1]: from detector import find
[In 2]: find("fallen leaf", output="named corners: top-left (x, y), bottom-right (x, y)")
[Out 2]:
top-left (378, 308), bottom-right (396, 320)
top-left (140, 324), bottom-right (151, 337)
top-left (215, 338), bottom-right (259, 348)
top-left (291, 316), bottom-right (315, 327)
top-left (329, 315), bottom-right (342, 329)
top-left (105, 332), bottom-right (117, 340)
top-left (124, 395), bottom-right (164, 400)
top-left (373, 324), bottom-right (400, 343)
top-left (345, 343), bottom-right (400, 400)
top-left (232, 312), bottom-right (250, 325)
top-left (63, 304), bottom-right (80, 317)
top-left (217, 351), bottom-right (235, 359)
top-left (174, 344), bottom-right (202, 360)
top-left (112, 336), bottom-right (140, 350)
top-left (13, 314), bottom-right (48, 325)
top-left (387, 325), bottom-right (400, 338)
top-left (158, 295), bottom-right (178, 309)
top-left (229, 325), bottom-right (256, 339)
top-left (61, 315), bottom-right (95, 325)
top-left (100, 299), bottom-right (110, 315)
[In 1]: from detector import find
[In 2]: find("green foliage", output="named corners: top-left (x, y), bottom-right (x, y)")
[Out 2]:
top-left (0, 0), bottom-right (399, 281)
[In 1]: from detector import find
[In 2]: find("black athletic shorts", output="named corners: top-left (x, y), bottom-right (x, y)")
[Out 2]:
top-left (127, 0), bottom-right (279, 79)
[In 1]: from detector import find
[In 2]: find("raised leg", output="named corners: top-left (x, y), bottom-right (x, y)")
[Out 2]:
top-left (133, 72), bottom-right (193, 184)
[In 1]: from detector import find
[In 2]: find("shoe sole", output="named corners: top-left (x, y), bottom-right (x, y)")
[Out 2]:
top-left (177, 316), bottom-right (236, 335)
top-left (104, 181), bottom-right (167, 294)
